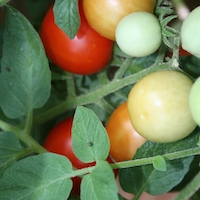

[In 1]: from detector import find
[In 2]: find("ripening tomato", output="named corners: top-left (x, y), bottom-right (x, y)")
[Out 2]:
top-left (127, 70), bottom-right (197, 143)
top-left (83, 0), bottom-right (156, 40)
top-left (106, 102), bottom-right (146, 162)
top-left (40, 1), bottom-right (113, 75)
top-left (43, 117), bottom-right (116, 196)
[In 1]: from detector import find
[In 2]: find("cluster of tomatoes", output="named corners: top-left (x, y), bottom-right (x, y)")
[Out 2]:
top-left (40, 0), bottom-right (200, 198)
top-left (40, 0), bottom-right (159, 75)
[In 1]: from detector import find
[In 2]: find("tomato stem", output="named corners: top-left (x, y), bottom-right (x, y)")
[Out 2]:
top-left (33, 62), bottom-right (173, 126)
top-left (110, 147), bottom-right (200, 169)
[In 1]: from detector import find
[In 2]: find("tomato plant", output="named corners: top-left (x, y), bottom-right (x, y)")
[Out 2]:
top-left (0, 1), bottom-right (200, 200)
top-left (116, 12), bottom-right (162, 57)
top-left (82, 0), bottom-right (156, 40)
top-left (40, 1), bottom-right (113, 75)
top-left (106, 101), bottom-right (146, 162)
top-left (181, 6), bottom-right (200, 58)
top-left (127, 70), bottom-right (197, 143)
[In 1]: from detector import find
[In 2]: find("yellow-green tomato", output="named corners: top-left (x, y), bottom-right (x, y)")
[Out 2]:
top-left (189, 77), bottom-right (200, 126)
top-left (116, 12), bottom-right (162, 57)
top-left (181, 6), bottom-right (200, 58)
top-left (127, 70), bottom-right (197, 143)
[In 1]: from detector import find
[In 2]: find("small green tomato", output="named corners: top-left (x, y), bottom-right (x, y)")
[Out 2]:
top-left (115, 12), bottom-right (162, 57)
top-left (181, 6), bottom-right (200, 58)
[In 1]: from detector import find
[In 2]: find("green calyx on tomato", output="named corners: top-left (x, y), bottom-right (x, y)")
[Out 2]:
top-left (127, 70), bottom-right (197, 143)
top-left (116, 12), bottom-right (162, 57)
top-left (40, 1), bottom-right (113, 75)
top-left (83, 0), bottom-right (156, 40)
top-left (106, 101), bottom-right (146, 162)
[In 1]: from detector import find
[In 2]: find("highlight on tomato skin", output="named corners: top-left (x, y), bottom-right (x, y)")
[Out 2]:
top-left (39, 0), bottom-right (113, 75)
top-left (106, 101), bottom-right (146, 162)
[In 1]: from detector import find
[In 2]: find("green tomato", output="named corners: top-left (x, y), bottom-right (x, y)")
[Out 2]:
top-left (189, 77), bottom-right (200, 126)
top-left (181, 6), bottom-right (200, 58)
top-left (127, 70), bottom-right (197, 143)
top-left (115, 12), bottom-right (162, 57)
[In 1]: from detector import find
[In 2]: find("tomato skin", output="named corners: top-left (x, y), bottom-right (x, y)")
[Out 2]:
top-left (40, 1), bottom-right (113, 75)
top-left (43, 117), bottom-right (116, 196)
top-left (83, 0), bottom-right (156, 40)
top-left (127, 70), bottom-right (197, 143)
top-left (181, 6), bottom-right (200, 58)
top-left (116, 12), bottom-right (162, 57)
top-left (189, 77), bottom-right (200, 126)
top-left (106, 102), bottom-right (146, 162)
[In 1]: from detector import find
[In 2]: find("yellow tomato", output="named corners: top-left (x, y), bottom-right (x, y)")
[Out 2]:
top-left (127, 70), bottom-right (197, 143)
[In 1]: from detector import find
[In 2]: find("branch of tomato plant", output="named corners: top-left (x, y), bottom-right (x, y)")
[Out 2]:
top-left (110, 146), bottom-right (200, 170)
top-left (58, 146), bottom-right (200, 193)
top-left (63, 72), bottom-right (77, 97)
top-left (0, 119), bottom-right (47, 155)
top-left (113, 57), bottom-right (132, 79)
top-left (33, 60), bottom-right (174, 126)
top-left (174, 170), bottom-right (200, 200)
top-left (96, 98), bottom-right (115, 116)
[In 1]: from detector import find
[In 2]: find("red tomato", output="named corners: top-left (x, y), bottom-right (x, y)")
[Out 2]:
top-left (43, 117), bottom-right (116, 196)
top-left (40, 1), bottom-right (113, 75)
top-left (106, 101), bottom-right (146, 162)
top-left (179, 46), bottom-right (191, 57)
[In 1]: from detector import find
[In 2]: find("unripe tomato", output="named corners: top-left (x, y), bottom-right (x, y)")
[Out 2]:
top-left (189, 77), bottom-right (200, 126)
top-left (43, 117), bottom-right (116, 196)
top-left (116, 12), bottom-right (162, 57)
top-left (40, 1), bottom-right (113, 75)
top-left (83, 0), bottom-right (156, 40)
top-left (181, 6), bottom-right (200, 58)
top-left (127, 70), bottom-right (197, 143)
top-left (106, 102), bottom-right (146, 162)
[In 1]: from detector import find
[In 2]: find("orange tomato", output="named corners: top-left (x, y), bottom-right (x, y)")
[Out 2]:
top-left (106, 102), bottom-right (146, 161)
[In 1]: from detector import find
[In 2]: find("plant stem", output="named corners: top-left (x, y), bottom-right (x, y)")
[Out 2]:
top-left (0, 119), bottom-right (47, 154)
top-left (33, 62), bottom-right (171, 125)
top-left (174, 170), bottom-right (200, 200)
top-left (110, 147), bottom-right (200, 169)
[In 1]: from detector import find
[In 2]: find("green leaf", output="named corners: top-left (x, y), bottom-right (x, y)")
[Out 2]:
top-left (120, 156), bottom-right (193, 196)
top-left (153, 155), bottom-right (167, 171)
top-left (81, 160), bottom-right (118, 200)
top-left (0, 153), bottom-right (73, 200)
top-left (0, 5), bottom-right (51, 119)
top-left (54, 0), bottom-right (80, 39)
top-left (72, 106), bottom-right (110, 163)
top-left (0, 131), bottom-right (24, 176)
top-left (119, 130), bottom-right (200, 196)
top-left (180, 56), bottom-right (200, 78)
